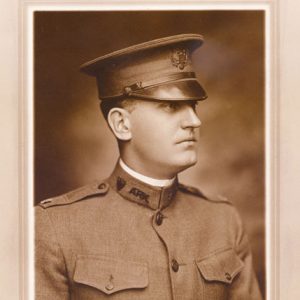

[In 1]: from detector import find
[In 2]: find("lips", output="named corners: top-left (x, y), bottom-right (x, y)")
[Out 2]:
top-left (176, 137), bottom-right (197, 144)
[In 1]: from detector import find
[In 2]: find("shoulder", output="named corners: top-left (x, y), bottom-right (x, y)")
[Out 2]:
top-left (178, 183), bottom-right (232, 205)
top-left (37, 180), bottom-right (109, 209)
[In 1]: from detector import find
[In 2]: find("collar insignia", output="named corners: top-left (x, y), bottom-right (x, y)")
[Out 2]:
top-left (116, 176), bottom-right (126, 191)
top-left (129, 187), bottom-right (149, 203)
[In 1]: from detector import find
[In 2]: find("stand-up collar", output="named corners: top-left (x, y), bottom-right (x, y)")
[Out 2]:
top-left (107, 163), bottom-right (179, 210)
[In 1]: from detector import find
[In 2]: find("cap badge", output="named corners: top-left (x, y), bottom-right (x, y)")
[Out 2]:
top-left (171, 48), bottom-right (189, 70)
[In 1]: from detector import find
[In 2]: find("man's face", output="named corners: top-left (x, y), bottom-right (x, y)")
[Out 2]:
top-left (126, 99), bottom-right (201, 178)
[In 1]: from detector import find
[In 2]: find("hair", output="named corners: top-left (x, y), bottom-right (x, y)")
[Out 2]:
top-left (100, 97), bottom-right (138, 121)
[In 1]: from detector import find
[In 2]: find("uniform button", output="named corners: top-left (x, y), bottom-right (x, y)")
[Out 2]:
top-left (225, 272), bottom-right (232, 281)
top-left (40, 198), bottom-right (52, 204)
top-left (155, 212), bottom-right (164, 226)
top-left (171, 259), bottom-right (179, 272)
top-left (105, 275), bottom-right (114, 291)
top-left (98, 183), bottom-right (107, 189)
top-left (105, 282), bottom-right (114, 291)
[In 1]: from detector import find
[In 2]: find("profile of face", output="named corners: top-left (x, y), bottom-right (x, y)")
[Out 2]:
top-left (108, 99), bottom-right (201, 179)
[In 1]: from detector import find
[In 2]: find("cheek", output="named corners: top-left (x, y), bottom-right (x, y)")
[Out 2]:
top-left (131, 115), bottom-right (173, 145)
top-left (133, 127), bottom-right (171, 151)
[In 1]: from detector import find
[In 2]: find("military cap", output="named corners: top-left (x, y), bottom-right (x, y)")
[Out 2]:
top-left (80, 34), bottom-right (207, 101)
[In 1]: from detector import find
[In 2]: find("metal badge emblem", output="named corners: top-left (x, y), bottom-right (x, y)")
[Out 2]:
top-left (171, 48), bottom-right (190, 70)
top-left (116, 176), bottom-right (126, 191)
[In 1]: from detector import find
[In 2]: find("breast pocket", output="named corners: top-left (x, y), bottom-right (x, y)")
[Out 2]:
top-left (195, 248), bottom-right (244, 299)
top-left (73, 255), bottom-right (148, 297)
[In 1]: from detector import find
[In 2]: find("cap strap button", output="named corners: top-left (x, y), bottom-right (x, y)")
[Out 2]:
top-left (124, 86), bottom-right (132, 94)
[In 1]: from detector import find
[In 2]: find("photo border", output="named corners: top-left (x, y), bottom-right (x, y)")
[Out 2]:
top-left (19, 1), bottom-right (279, 299)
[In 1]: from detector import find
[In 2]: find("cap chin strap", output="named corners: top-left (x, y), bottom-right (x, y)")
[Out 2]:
top-left (127, 92), bottom-right (207, 102)
top-left (123, 72), bottom-right (196, 94)
top-left (99, 72), bottom-right (202, 100)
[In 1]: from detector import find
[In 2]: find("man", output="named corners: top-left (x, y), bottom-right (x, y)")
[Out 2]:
top-left (35, 34), bottom-right (262, 299)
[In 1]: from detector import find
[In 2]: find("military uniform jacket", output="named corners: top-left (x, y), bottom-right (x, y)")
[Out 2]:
top-left (35, 163), bottom-right (263, 300)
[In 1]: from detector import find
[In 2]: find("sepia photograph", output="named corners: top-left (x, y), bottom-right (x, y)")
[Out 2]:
top-left (33, 9), bottom-right (266, 299)
top-left (5, 1), bottom-right (300, 299)
top-left (33, 10), bottom-right (266, 299)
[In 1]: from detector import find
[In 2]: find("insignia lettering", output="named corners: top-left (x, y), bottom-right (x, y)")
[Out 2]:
top-left (129, 188), bottom-right (149, 203)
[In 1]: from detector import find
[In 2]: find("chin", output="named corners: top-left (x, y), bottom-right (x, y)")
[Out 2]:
top-left (172, 153), bottom-right (198, 173)
top-left (184, 157), bottom-right (198, 169)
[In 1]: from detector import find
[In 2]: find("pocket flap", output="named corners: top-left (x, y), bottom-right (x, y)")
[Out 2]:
top-left (196, 248), bottom-right (244, 284)
top-left (73, 255), bottom-right (148, 294)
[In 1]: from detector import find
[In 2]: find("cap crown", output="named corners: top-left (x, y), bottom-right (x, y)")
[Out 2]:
top-left (80, 34), bottom-right (207, 101)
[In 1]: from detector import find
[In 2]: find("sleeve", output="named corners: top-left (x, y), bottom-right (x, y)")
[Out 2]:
top-left (35, 206), bottom-right (70, 299)
top-left (229, 207), bottom-right (264, 300)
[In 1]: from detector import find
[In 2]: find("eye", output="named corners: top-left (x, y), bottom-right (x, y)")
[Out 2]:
top-left (160, 102), bottom-right (181, 112)
top-left (158, 101), bottom-right (198, 112)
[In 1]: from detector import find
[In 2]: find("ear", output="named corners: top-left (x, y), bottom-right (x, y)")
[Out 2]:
top-left (107, 107), bottom-right (132, 141)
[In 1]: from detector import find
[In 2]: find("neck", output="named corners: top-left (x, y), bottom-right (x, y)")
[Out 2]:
top-left (119, 158), bottom-right (175, 187)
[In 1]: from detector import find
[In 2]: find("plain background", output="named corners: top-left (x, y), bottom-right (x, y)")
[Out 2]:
top-left (34, 10), bottom-right (265, 295)
top-left (0, 1), bottom-right (300, 299)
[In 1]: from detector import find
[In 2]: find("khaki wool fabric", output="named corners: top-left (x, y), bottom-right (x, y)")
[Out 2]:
top-left (35, 163), bottom-right (262, 299)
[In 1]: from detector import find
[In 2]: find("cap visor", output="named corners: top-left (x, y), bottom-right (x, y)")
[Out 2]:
top-left (131, 79), bottom-right (207, 101)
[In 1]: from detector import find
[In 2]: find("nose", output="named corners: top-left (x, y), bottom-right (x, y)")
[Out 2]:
top-left (181, 106), bottom-right (201, 129)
